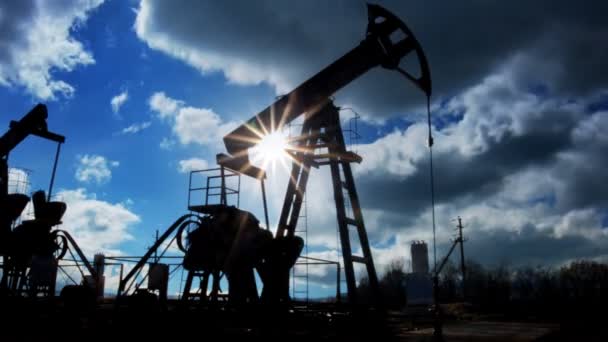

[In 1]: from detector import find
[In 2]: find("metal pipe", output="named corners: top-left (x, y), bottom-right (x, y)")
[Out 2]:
top-left (337, 263), bottom-right (341, 304)
top-left (47, 142), bottom-right (62, 201)
top-left (117, 214), bottom-right (199, 295)
top-left (117, 263), bottom-right (124, 297)
top-left (188, 170), bottom-right (193, 208)
top-left (261, 179), bottom-right (270, 230)
top-left (220, 166), bottom-right (226, 205)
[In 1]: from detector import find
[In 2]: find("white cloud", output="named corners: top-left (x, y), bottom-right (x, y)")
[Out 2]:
top-left (75, 154), bottom-right (119, 184)
top-left (148, 91), bottom-right (237, 147)
top-left (159, 137), bottom-right (175, 150)
top-left (554, 208), bottom-right (607, 239)
top-left (355, 125), bottom-right (429, 177)
top-left (173, 106), bottom-right (236, 145)
top-left (56, 188), bottom-right (140, 256)
top-left (149, 91), bottom-right (182, 119)
top-left (294, 65), bottom-right (608, 270)
top-left (111, 90), bottom-right (129, 113)
top-left (120, 121), bottom-right (151, 134)
top-left (0, 0), bottom-right (103, 100)
top-left (178, 158), bottom-right (209, 173)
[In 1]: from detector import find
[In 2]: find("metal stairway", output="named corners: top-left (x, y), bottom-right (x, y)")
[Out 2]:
top-left (288, 123), bottom-right (310, 303)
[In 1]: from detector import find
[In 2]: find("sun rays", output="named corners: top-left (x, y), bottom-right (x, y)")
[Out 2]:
top-left (221, 98), bottom-right (322, 178)
top-left (250, 130), bottom-right (292, 174)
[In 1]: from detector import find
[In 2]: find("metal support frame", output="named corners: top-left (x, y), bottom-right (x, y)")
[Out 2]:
top-left (294, 256), bottom-right (341, 303)
top-left (276, 102), bottom-right (379, 305)
top-left (261, 179), bottom-right (270, 230)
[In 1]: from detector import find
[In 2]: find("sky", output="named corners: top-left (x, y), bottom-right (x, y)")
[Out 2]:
top-left (1, 0), bottom-right (608, 298)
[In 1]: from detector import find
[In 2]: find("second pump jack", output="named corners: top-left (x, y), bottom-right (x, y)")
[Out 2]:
top-left (119, 4), bottom-right (433, 308)
top-left (216, 4), bottom-right (432, 305)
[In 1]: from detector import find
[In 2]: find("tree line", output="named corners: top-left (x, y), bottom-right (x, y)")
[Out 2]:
top-left (359, 259), bottom-right (608, 321)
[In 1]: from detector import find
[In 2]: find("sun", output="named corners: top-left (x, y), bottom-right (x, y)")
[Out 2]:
top-left (250, 131), bottom-right (292, 172)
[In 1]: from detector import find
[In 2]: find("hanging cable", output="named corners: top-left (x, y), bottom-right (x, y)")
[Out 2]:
top-left (426, 95), bottom-right (438, 273)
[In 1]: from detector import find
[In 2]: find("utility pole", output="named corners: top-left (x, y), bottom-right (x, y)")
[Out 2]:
top-left (456, 216), bottom-right (466, 300)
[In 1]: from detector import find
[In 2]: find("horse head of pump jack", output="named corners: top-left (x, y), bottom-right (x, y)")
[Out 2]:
top-left (218, 4), bottom-right (432, 179)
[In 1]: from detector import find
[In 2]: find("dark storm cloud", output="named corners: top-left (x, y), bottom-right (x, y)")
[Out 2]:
top-left (552, 111), bottom-right (608, 210)
top-left (136, 0), bottom-right (608, 119)
top-left (358, 107), bottom-right (579, 220)
top-left (451, 224), bottom-right (608, 267)
top-left (0, 1), bottom-right (36, 62)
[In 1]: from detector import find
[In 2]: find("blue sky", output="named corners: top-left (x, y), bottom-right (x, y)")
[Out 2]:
top-left (2, 0), bottom-right (608, 298)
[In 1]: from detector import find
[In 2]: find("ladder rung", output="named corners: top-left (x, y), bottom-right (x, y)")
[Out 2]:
top-left (352, 255), bottom-right (368, 263)
top-left (298, 143), bottom-right (335, 151)
top-left (345, 217), bottom-right (358, 226)
top-left (342, 151), bottom-right (363, 163)
top-left (312, 151), bottom-right (362, 163)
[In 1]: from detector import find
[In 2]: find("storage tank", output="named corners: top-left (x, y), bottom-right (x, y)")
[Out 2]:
top-left (8, 168), bottom-right (31, 195)
top-left (411, 241), bottom-right (429, 274)
top-left (148, 263), bottom-right (169, 300)
top-left (93, 253), bottom-right (105, 276)
top-left (92, 254), bottom-right (106, 299)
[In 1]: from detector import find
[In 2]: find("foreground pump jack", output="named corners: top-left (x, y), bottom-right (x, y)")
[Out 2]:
top-left (0, 104), bottom-right (67, 295)
top-left (0, 104), bottom-right (98, 297)
top-left (213, 4), bottom-right (432, 305)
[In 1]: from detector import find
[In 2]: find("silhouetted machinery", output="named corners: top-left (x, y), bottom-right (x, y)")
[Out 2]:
top-left (0, 104), bottom-right (97, 297)
top-left (0, 104), bottom-right (67, 295)
top-left (119, 4), bottom-right (431, 308)
top-left (193, 4), bottom-right (430, 306)
top-left (219, 4), bottom-right (430, 305)
top-left (182, 206), bottom-right (302, 304)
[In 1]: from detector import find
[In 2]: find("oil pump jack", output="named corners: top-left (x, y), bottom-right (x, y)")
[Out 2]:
top-left (0, 104), bottom-right (67, 295)
top-left (0, 104), bottom-right (97, 297)
top-left (215, 4), bottom-right (432, 305)
top-left (118, 4), bottom-right (431, 307)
